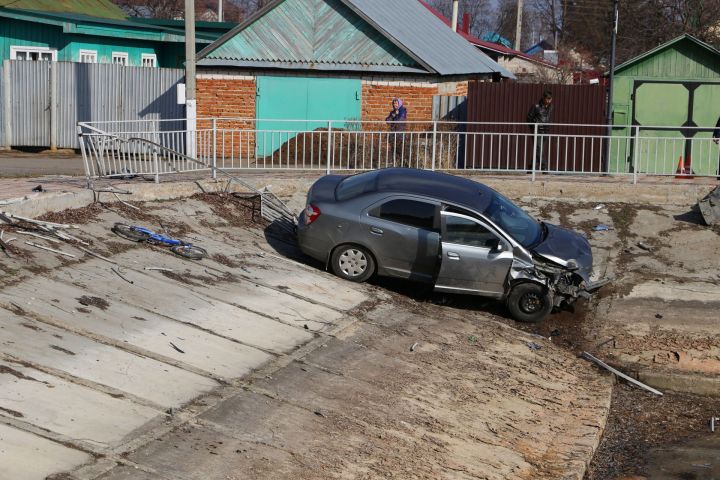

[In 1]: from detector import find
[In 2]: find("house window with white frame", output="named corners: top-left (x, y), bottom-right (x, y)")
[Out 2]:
top-left (141, 53), bottom-right (157, 67)
top-left (10, 46), bottom-right (57, 61)
top-left (79, 49), bottom-right (97, 63)
top-left (112, 52), bottom-right (128, 66)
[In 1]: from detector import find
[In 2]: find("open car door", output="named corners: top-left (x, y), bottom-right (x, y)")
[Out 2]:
top-left (434, 211), bottom-right (514, 298)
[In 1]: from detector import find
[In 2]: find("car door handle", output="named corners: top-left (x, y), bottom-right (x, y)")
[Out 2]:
top-left (446, 251), bottom-right (460, 260)
top-left (370, 226), bottom-right (384, 235)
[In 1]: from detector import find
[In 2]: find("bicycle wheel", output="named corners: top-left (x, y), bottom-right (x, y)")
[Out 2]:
top-left (170, 245), bottom-right (208, 260)
top-left (112, 223), bottom-right (151, 243)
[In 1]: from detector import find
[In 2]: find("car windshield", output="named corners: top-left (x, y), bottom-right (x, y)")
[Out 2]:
top-left (483, 192), bottom-right (542, 248)
top-left (335, 171), bottom-right (380, 201)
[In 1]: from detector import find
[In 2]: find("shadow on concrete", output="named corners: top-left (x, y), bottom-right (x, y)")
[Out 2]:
top-left (673, 208), bottom-right (706, 226)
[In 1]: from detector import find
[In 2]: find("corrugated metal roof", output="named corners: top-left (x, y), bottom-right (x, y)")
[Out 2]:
top-left (198, 0), bottom-right (512, 78)
top-left (342, 0), bottom-right (513, 77)
top-left (0, 8), bottom-right (220, 42)
top-left (200, 0), bottom-right (417, 68)
top-left (0, 0), bottom-right (126, 20)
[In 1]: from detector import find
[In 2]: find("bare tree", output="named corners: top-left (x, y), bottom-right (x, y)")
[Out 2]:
top-left (423, 0), bottom-right (493, 38)
top-left (111, 0), bottom-right (243, 21)
top-left (532, 0), bottom-right (720, 69)
top-left (492, 0), bottom-right (537, 50)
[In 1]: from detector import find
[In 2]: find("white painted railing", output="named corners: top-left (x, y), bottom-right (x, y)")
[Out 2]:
top-left (78, 119), bottom-right (720, 183)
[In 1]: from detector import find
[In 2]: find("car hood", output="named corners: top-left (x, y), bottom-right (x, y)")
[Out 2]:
top-left (531, 223), bottom-right (593, 281)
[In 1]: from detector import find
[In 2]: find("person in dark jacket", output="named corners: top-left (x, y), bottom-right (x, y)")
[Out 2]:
top-left (527, 91), bottom-right (553, 171)
top-left (386, 98), bottom-right (408, 165)
top-left (386, 98), bottom-right (407, 132)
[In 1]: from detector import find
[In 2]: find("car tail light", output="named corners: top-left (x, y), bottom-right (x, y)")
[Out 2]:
top-left (304, 204), bottom-right (321, 225)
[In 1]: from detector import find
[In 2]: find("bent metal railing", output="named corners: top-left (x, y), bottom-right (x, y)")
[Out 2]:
top-left (77, 124), bottom-right (296, 232)
top-left (78, 119), bottom-right (720, 184)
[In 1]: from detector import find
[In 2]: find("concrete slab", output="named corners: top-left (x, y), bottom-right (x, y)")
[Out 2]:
top-left (110, 249), bottom-right (346, 332)
top-left (0, 279), bottom-right (272, 380)
top-left (0, 423), bottom-right (92, 480)
top-left (0, 360), bottom-right (160, 447)
top-left (0, 310), bottom-right (218, 408)
top-left (49, 260), bottom-right (316, 351)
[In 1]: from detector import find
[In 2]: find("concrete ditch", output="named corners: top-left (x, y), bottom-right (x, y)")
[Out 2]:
top-left (0, 172), bottom-right (718, 479)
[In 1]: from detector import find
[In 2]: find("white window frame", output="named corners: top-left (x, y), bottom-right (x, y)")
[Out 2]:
top-left (79, 49), bottom-right (97, 63)
top-left (111, 52), bottom-right (129, 66)
top-left (141, 53), bottom-right (157, 67)
top-left (10, 46), bottom-right (57, 61)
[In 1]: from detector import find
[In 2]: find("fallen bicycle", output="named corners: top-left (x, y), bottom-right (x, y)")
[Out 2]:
top-left (111, 223), bottom-right (207, 260)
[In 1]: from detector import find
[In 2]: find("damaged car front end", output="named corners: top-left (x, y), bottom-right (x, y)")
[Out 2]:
top-left (505, 232), bottom-right (611, 323)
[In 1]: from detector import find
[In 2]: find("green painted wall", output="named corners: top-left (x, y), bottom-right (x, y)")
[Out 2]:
top-left (0, 17), bottom-right (192, 67)
top-left (609, 38), bottom-right (720, 174)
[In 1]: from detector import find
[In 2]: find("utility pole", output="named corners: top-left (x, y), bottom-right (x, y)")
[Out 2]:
top-left (605, 0), bottom-right (619, 171)
top-left (185, 0), bottom-right (196, 158)
top-left (515, 0), bottom-right (524, 51)
top-left (218, 0), bottom-right (223, 22)
top-left (451, 0), bottom-right (459, 32)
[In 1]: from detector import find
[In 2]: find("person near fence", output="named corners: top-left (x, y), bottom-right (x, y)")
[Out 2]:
top-left (386, 98), bottom-right (408, 131)
top-left (386, 98), bottom-right (408, 165)
top-left (527, 91), bottom-right (553, 172)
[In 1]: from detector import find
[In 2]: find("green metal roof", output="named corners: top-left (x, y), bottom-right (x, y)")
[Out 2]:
top-left (0, 0), bottom-right (126, 20)
top-left (0, 7), bottom-right (225, 43)
top-left (615, 34), bottom-right (720, 76)
top-left (199, 0), bottom-right (417, 69)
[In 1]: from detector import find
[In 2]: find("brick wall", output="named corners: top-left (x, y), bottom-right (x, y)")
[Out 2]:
top-left (361, 83), bottom-right (437, 125)
top-left (456, 81), bottom-right (469, 97)
top-left (197, 78), bottom-right (257, 165)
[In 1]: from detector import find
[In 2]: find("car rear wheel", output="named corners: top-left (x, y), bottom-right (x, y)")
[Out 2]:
top-left (506, 282), bottom-right (553, 323)
top-left (331, 245), bottom-right (375, 283)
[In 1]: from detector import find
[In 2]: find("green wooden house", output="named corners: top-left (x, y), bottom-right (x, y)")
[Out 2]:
top-left (0, 0), bottom-right (235, 68)
top-left (610, 34), bottom-right (720, 175)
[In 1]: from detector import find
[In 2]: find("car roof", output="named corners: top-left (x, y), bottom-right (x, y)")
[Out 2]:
top-left (356, 168), bottom-right (494, 211)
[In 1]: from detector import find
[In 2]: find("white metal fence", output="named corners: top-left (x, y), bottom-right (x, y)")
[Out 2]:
top-left (78, 118), bottom-right (720, 183)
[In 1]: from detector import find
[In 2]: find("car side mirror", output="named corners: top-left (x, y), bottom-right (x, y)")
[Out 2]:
top-left (486, 238), bottom-right (504, 253)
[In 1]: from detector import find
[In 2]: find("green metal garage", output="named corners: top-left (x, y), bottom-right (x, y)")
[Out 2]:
top-left (610, 34), bottom-right (720, 175)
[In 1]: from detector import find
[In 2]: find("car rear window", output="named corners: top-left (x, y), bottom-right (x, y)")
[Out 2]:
top-left (335, 171), bottom-right (379, 201)
top-left (371, 199), bottom-right (437, 230)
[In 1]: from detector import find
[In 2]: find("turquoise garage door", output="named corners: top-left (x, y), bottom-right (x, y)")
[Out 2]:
top-left (256, 75), bottom-right (361, 156)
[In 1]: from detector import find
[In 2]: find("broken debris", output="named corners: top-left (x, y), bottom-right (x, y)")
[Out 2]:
top-left (581, 352), bottom-right (663, 396)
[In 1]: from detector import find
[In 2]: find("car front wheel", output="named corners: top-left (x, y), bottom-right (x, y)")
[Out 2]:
top-left (506, 282), bottom-right (553, 323)
top-left (331, 245), bottom-right (375, 283)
